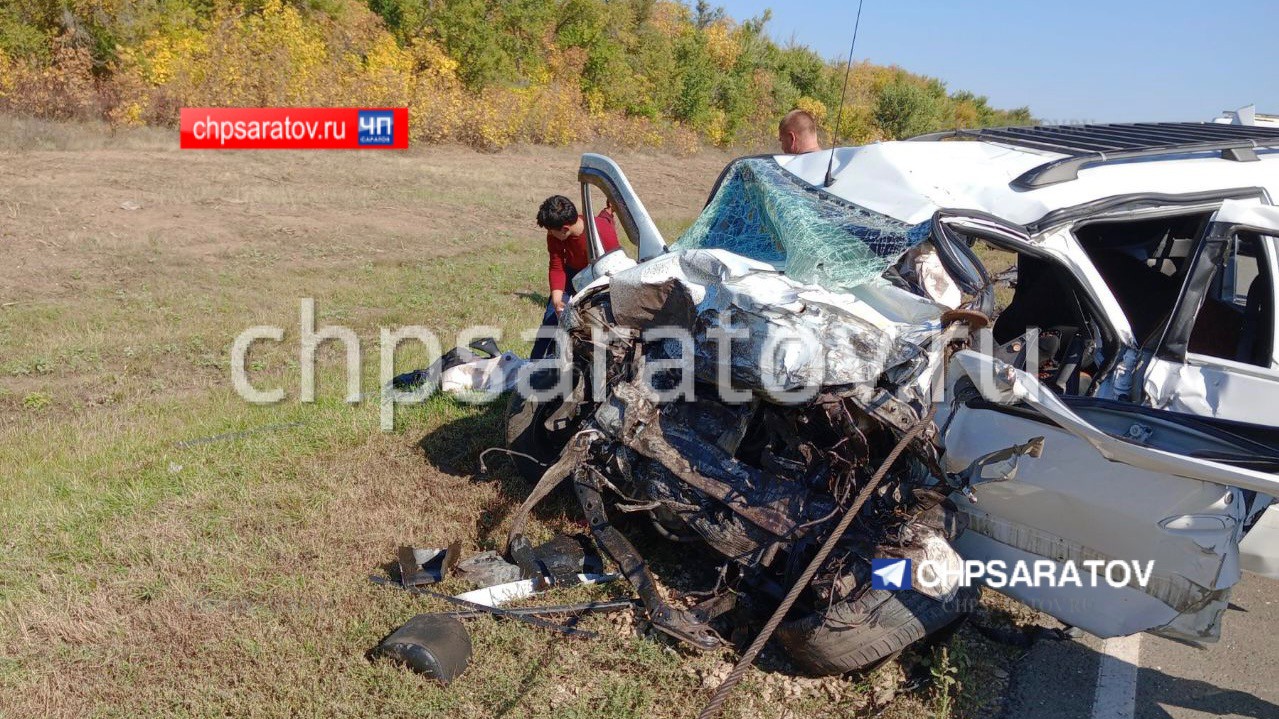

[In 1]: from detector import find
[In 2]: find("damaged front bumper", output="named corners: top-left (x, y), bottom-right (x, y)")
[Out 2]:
top-left (504, 249), bottom-right (980, 673)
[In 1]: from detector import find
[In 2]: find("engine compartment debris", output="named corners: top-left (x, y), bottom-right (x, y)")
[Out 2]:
top-left (500, 251), bottom-right (985, 676)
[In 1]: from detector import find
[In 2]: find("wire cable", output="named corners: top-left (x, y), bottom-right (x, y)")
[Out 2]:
top-left (824, 0), bottom-right (865, 188)
top-left (696, 403), bottom-right (938, 719)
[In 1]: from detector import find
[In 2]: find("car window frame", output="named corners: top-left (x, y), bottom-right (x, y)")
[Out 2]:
top-left (1181, 230), bottom-right (1279, 372)
top-left (1156, 219), bottom-right (1279, 370)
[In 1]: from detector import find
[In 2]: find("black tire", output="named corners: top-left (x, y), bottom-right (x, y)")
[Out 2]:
top-left (776, 586), bottom-right (976, 676)
top-left (503, 367), bottom-right (571, 483)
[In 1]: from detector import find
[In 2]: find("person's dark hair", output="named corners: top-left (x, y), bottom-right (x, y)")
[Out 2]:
top-left (536, 195), bottom-right (579, 229)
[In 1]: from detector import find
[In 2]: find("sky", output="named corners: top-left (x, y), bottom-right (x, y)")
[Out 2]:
top-left (715, 0), bottom-right (1279, 123)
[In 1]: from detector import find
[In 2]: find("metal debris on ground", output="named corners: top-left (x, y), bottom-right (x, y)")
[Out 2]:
top-left (452, 551), bottom-right (522, 588)
top-left (452, 573), bottom-right (616, 609)
top-left (369, 574), bottom-right (601, 639)
top-left (369, 537), bottom-right (635, 683)
top-left (397, 542), bottom-right (461, 588)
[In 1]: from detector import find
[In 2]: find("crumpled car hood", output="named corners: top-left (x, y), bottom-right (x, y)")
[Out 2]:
top-left (585, 248), bottom-right (946, 402)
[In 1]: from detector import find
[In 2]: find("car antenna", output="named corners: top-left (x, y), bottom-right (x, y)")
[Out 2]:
top-left (824, 0), bottom-right (864, 188)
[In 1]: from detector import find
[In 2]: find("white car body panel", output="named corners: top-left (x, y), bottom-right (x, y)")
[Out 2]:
top-left (1216, 197), bottom-right (1279, 228)
top-left (942, 351), bottom-right (1278, 639)
top-left (948, 351), bottom-right (1279, 498)
top-left (1240, 505), bottom-right (1279, 576)
top-left (1143, 356), bottom-right (1279, 423)
top-left (776, 143), bottom-right (1279, 225)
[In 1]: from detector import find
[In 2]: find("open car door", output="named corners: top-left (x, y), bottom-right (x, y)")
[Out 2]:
top-left (940, 351), bottom-right (1279, 642)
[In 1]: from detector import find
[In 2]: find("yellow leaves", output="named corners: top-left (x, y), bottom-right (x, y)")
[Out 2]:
top-left (408, 75), bottom-right (465, 143)
top-left (103, 1), bottom-right (428, 116)
top-left (795, 97), bottom-right (828, 125)
top-left (951, 99), bottom-right (980, 129)
top-left (0, 48), bottom-right (14, 100)
top-left (649, 1), bottom-right (691, 39)
top-left (364, 34), bottom-right (412, 77)
top-left (584, 89), bottom-right (605, 117)
top-left (406, 37), bottom-right (465, 143)
top-left (0, 0), bottom-right (1033, 152)
top-left (409, 37), bottom-right (459, 82)
top-left (247, 0), bottom-right (329, 103)
top-left (349, 34), bottom-right (414, 106)
top-left (523, 82), bottom-right (582, 146)
top-left (125, 29), bottom-right (208, 86)
top-left (450, 82), bottom-right (583, 151)
top-left (701, 109), bottom-right (723, 146)
top-left (115, 101), bottom-right (145, 126)
top-left (594, 115), bottom-right (701, 155)
top-left (703, 21), bottom-right (738, 72)
top-left (462, 86), bottom-right (524, 150)
top-left (0, 34), bottom-right (97, 121)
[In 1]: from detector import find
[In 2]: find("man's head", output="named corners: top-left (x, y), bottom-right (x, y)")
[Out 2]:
top-left (537, 195), bottom-right (582, 240)
top-left (778, 109), bottom-right (821, 154)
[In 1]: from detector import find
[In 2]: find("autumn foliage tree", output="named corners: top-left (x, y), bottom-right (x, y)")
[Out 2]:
top-left (0, 0), bottom-right (1033, 150)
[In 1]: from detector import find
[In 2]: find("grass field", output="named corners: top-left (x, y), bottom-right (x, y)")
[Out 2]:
top-left (0, 116), bottom-right (1032, 718)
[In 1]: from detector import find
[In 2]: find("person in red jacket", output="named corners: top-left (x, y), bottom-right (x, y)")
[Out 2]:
top-left (531, 195), bottom-right (620, 359)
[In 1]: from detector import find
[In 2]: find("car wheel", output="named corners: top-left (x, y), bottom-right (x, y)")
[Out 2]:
top-left (503, 366), bottom-right (570, 484)
top-left (776, 586), bottom-right (976, 675)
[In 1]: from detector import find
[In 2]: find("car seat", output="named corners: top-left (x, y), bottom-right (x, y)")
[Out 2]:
top-left (1236, 275), bottom-right (1273, 367)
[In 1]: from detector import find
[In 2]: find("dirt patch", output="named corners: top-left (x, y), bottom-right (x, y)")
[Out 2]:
top-left (0, 136), bottom-right (731, 302)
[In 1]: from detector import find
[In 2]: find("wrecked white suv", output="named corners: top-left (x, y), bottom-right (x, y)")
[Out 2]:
top-left (505, 123), bottom-right (1279, 674)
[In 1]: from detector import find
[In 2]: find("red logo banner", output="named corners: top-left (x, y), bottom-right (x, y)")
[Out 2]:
top-left (180, 108), bottom-right (409, 150)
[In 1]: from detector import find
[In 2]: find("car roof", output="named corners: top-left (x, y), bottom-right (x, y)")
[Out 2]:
top-left (775, 130), bottom-right (1279, 228)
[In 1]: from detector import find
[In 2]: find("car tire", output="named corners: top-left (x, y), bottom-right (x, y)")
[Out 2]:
top-left (503, 366), bottom-right (569, 484)
top-left (776, 586), bottom-right (976, 676)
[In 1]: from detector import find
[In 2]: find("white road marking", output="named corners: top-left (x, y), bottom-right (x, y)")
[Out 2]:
top-left (1092, 634), bottom-right (1142, 719)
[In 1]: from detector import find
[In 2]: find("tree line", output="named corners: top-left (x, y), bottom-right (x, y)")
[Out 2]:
top-left (0, 0), bottom-right (1033, 150)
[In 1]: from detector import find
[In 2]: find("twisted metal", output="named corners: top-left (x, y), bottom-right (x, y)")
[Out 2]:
top-left (696, 403), bottom-right (940, 719)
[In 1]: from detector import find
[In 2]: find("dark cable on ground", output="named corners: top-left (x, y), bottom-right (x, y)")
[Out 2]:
top-left (696, 403), bottom-right (938, 719)
top-left (824, 0), bottom-right (865, 188)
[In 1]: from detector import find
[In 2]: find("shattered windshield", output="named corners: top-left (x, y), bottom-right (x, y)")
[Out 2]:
top-left (674, 157), bottom-right (932, 290)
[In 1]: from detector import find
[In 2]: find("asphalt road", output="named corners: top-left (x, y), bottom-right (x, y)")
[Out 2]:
top-left (1003, 572), bottom-right (1279, 719)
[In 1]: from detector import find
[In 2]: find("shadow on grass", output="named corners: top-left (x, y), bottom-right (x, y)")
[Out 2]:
top-left (514, 291), bottom-right (548, 308)
top-left (416, 398), bottom-right (507, 477)
top-left (414, 393), bottom-right (577, 544)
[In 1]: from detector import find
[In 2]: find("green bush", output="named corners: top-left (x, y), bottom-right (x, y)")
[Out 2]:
top-left (874, 76), bottom-right (944, 140)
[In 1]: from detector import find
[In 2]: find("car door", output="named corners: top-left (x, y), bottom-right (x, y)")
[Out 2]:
top-left (1140, 199), bottom-right (1279, 424)
top-left (939, 350), bottom-right (1279, 643)
top-left (1135, 199), bottom-right (1279, 576)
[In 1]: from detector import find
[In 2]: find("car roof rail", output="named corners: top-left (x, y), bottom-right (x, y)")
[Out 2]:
top-left (909, 122), bottom-right (1279, 190)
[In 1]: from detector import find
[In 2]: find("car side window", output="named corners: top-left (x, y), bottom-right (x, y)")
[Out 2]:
top-left (1189, 233), bottom-right (1274, 367)
top-left (1075, 212), bottom-right (1209, 346)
